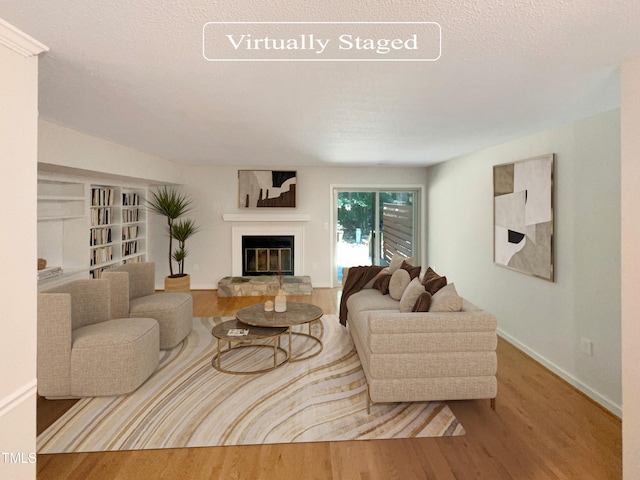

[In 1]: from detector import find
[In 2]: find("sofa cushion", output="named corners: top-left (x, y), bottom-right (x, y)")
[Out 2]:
top-left (366, 309), bottom-right (498, 334)
top-left (346, 288), bottom-right (400, 315)
top-left (412, 291), bottom-right (432, 312)
top-left (71, 317), bottom-right (159, 396)
top-left (430, 283), bottom-right (463, 312)
top-left (389, 269), bottom-right (411, 300)
top-left (421, 267), bottom-right (447, 295)
top-left (399, 278), bottom-right (426, 312)
top-left (129, 292), bottom-right (193, 349)
top-left (372, 272), bottom-right (392, 295)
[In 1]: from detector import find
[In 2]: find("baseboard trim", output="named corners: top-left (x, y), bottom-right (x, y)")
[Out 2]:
top-left (0, 379), bottom-right (37, 417)
top-left (497, 329), bottom-right (621, 418)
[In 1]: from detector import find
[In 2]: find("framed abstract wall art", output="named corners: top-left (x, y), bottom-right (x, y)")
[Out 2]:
top-left (493, 154), bottom-right (554, 281)
top-left (238, 170), bottom-right (297, 208)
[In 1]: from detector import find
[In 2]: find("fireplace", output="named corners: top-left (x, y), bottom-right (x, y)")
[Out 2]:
top-left (230, 224), bottom-right (304, 277)
top-left (242, 235), bottom-right (294, 276)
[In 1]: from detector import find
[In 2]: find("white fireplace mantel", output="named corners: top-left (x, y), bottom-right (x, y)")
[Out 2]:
top-left (223, 213), bottom-right (310, 222)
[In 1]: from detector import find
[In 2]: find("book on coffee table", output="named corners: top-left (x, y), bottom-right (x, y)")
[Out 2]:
top-left (227, 328), bottom-right (249, 337)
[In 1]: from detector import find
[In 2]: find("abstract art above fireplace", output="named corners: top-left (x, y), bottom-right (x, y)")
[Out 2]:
top-left (238, 170), bottom-right (297, 208)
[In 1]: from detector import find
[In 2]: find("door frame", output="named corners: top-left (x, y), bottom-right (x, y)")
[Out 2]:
top-left (329, 184), bottom-right (426, 287)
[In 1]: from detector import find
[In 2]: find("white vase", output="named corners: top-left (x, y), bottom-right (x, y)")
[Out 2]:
top-left (274, 289), bottom-right (287, 312)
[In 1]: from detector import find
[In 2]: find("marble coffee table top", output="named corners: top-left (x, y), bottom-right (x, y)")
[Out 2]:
top-left (236, 302), bottom-right (323, 328)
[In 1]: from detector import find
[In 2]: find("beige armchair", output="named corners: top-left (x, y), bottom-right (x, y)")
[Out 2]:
top-left (102, 262), bottom-right (193, 349)
top-left (38, 279), bottom-right (160, 398)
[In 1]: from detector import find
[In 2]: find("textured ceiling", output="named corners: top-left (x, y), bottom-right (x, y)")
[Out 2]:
top-left (1, 0), bottom-right (639, 167)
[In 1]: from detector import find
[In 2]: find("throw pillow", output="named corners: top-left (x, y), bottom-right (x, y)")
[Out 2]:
top-left (388, 252), bottom-right (414, 273)
top-left (412, 291), bottom-right (432, 312)
top-left (429, 283), bottom-right (463, 312)
top-left (401, 260), bottom-right (422, 281)
top-left (421, 267), bottom-right (447, 295)
top-left (388, 269), bottom-right (411, 300)
top-left (372, 272), bottom-right (392, 295)
top-left (399, 278), bottom-right (426, 312)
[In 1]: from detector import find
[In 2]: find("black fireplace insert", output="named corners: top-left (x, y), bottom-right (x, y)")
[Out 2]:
top-left (242, 235), bottom-right (294, 276)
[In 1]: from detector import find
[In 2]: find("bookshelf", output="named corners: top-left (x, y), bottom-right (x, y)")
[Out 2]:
top-left (37, 172), bottom-right (147, 288)
top-left (89, 185), bottom-right (146, 279)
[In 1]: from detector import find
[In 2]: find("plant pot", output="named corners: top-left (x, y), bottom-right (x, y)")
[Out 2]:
top-left (165, 274), bottom-right (191, 293)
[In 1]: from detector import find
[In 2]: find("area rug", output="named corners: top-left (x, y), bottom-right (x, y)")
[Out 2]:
top-left (37, 315), bottom-right (464, 453)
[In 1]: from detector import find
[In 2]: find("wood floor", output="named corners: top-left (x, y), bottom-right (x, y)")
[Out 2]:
top-left (37, 289), bottom-right (621, 479)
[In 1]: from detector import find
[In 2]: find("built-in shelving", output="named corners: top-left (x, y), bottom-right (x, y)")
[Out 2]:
top-left (37, 172), bottom-right (147, 288)
top-left (89, 185), bottom-right (146, 279)
top-left (37, 177), bottom-right (87, 286)
top-left (38, 179), bottom-right (85, 220)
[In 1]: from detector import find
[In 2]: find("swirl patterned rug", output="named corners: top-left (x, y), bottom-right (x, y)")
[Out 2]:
top-left (37, 315), bottom-right (464, 453)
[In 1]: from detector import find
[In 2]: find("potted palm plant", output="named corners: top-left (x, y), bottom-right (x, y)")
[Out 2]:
top-left (147, 186), bottom-right (201, 292)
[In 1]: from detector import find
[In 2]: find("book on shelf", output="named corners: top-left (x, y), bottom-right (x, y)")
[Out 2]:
top-left (91, 207), bottom-right (112, 226)
top-left (122, 193), bottom-right (140, 206)
top-left (122, 208), bottom-right (140, 223)
top-left (123, 256), bottom-right (143, 264)
top-left (90, 227), bottom-right (112, 246)
top-left (90, 246), bottom-right (113, 266)
top-left (122, 240), bottom-right (139, 257)
top-left (122, 225), bottom-right (139, 240)
top-left (91, 187), bottom-right (115, 207)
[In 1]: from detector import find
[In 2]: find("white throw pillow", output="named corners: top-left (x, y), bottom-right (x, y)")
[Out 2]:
top-left (388, 269), bottom-right (411, 300)
top-left (399, 277), bottom-right (426, 312)
top-left (388, 252), bottom-right (414, 273)
top-left (429, 283), bottom-right (463, 312)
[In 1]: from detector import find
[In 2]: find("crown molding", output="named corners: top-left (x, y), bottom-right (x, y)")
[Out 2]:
top-left (0, 17), bottom-right (48, 57)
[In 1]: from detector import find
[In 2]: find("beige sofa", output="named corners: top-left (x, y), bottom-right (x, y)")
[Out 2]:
top-left (38, 279), bottom-right (160, 398)
top-left (346, 286), bottom-right (498, 412)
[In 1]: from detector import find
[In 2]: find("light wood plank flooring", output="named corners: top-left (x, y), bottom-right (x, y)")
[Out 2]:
top-left (37, 289), bottom-right (621, 479)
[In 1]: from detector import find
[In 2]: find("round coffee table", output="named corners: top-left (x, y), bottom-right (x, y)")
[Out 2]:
top-left (236, 302), bottom-right (324, 362)
top-left (211, 319), bottom-right (288, 374)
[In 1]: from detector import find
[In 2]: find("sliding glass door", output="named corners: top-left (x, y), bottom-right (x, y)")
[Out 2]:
top-left (336, 191), bottom-right (376, 283)
top-left (334, 189), bottom-right (417, 284)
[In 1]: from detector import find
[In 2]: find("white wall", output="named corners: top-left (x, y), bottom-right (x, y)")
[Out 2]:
top-left (427, 109), bottom-right (621, 415)
top-left (149, 166), bottom-right (428, 288)
top-left (621, 56), bottom-right (640, 478)
top-left (0, 20), bottom-right (46, 480)
top-left (38, 119), bottom-right (185, 185)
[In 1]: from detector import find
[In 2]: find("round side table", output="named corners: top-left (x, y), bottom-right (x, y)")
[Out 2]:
top-left (211, 319), bottom-right (288, 374)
